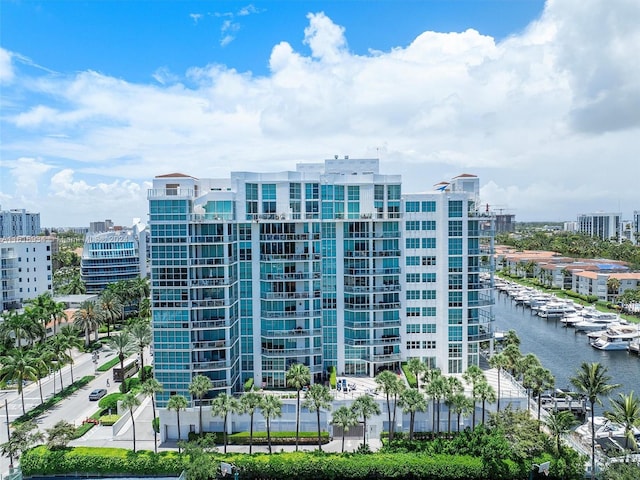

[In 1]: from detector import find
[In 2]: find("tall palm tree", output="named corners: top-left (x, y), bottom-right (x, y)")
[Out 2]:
top-left (29, 343), bottom-right (53, 403)
top-left (489, 352), bottom-right (509, 411)
top-left (127, 320), bottom-right (152, 380)
top-left (167, 394), bottom-right (188, 453)
top-left (545, 410), bottom-right (578, 454)
top-left (260, 394), bottom-right (283, 454)
top-left (0, 349), bottom-right (39, 415)
top-left (302, 384), bottom-right (332, 451)
top-left (351, 394), bottom-right (381, 448)
top-left (406, 357), bottom-right (426, 390)
top-left (188, 374), bottom-right (213, 434)
top-left (502, 344), bottom-right (523, 377)
top-left (286, 363), bottom-right (310, 451)
top-left (106, 331), bottom-right (135, 373)
top-left (0, 310), bottom-right (42, 348)
top-left (474, 380), bottom-right (497, 426)
top-left (462, 365), bottom-right (484, 429)
top-left (524, 365), bottom-right (555, 425)
top-left (571, 362), bottom-right (620, 480)
top-left (444, 376), bottom-right (463, 434)
top-left (121, 392), bottom-right (141, 452)
top-left (399, 387), bottom-right (427, 440)
top-left (56, 325), bottom-right (83, 383)
top-left (141, 378), bottom-right (163, 453)
top-left (73, 300), bottom-right (102, 346)
top-left (240, 392), bottom-right (262, 454)
top-left (47, 334), bottom-right (72, 390)
top-left (330, 405), bottom-right (359, 452)
top-left (605, 391), bottom-right (640, 454)
top-left (211, 393), bottom-right (239, 454)
top-left (426, 374), bottom-right (448, 434)
top-left (375, 370), bottom-right (404, 440)
top-left (451, 393), bottom-right (473, 432)
top-left (98, 289), bottom-right (122, 337)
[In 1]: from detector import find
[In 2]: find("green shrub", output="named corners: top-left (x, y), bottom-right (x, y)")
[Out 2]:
top-left (244, 377), bottom-right (254, 391)
top-left (328, 366), bottom-right (336, 388)
top-left (99, 414), bottom-right (120, 426)
top-left (99, 392), bottom-right (124, 411)
top-left (401, 362), bottom-right (417, 388)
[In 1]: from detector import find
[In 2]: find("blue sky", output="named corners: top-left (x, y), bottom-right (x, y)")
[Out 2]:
top-left (1, 0), bottom-right (639, 226)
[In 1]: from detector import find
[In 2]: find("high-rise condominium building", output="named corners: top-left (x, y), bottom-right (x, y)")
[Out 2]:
top-left (0, 207), bottom-right (41, 238)
top-left (80, 224), bottom-right (148, 294)
top-left (577, 212), bottom-right (621, 241)
top-left (148, 159), bottom-right (494, 406)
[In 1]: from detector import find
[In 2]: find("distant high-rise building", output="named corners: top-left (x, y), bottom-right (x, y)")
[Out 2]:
top-left (80, 224), bottom-right (148, 294)
top-left (577, 212), bottom-right (621, 241)
top-left (148, 160), bottom-right (495, 406)
top-left (0, 207), bottom-right (41, 238)
top-left (0, 236), bottom-right (55, 311)
top-left (495, 214), bottom-right (516, 233)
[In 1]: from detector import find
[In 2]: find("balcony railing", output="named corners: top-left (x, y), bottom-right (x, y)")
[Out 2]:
top-left (344, 268), bottom-right (401, 276)
top-left (191, 299), bottom-right (232, 308)
top-left (192, 360), bottom-right (230, 370)
top-left (189, 235), bottom-right (227, 244)
top-left (192, 340), bottom-right (226, 349)
top-left (260, 272), bottom-right (320, 281)
top-left (261, 310), bottom-right (322, 319)
top-left (259, 233), bottom-right (320, 241)
top-left (261, 346), bottom-right (323, 356)
top-left (191, 318), bottom-right (235, 329)
top-left (190, 257), bottom-right (237, 266)
top-left (261, 328), bottom-right (322, 338)
top-left (260, 253), bottom-right (321, 261)
top-left (344, 284), bottom-right (400, 293)
top-left (260, 291), bottom-right (321, 300)
top-left (191, 277), bottom-right (237, 287)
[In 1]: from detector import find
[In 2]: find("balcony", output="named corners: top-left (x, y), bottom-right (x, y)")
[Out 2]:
top-left (261, 346), bottom-right (323, 356)
top-left (191, 277), bottom-right (237, 287)
top-left (192, 340), bottom-right (226, 349)
top-left (259, 233), bottom-right (320, 241)
top-left (148, 188), bottom-right (194, 199)
top-left (191, 299), bottom-right (232, 308)
top-left (344, 284), bottom-right (400, 293)
top-left (261, 310), bottom-right (322, 319)
top-left (189, 235), bottom-right (227, 244)
top-left (262, 328), bottom-right (322, 338)
top-left (364, 353), bottom-right (402, 362)
top-left (192, 318), bottom-right (235, 329)
top-left (260, 253), bottom-right (320, 261)
top-left (371, 250), bottom-right (401, 257)
top-left (192, 360), bottom-right (230, 371)
top-left (260, 272), bottom-right (320, 281)
top-left (260, 291), bottom-right (321, 300)
top-left (344, 267), bottom-right (401, 276)
top-left (190, 257), bottom-right (237, 266)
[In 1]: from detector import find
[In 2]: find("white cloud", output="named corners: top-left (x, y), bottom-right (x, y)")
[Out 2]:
top-left (0, 48), bottom-right (14, 84)
top-left (190, 13), bottom-right (203, 24)
top-left (1, 1), bottom-right (639, 225)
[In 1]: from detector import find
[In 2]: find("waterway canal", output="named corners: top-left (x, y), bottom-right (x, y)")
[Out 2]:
top-left (493, 292), bottom-right (640, 413)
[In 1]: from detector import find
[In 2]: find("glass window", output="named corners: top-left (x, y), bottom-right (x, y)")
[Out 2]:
top-left (405, 201), bottom-right (420, 212)
top-left (422, 201), bottom-right (436, 212)
top-left (448, 200), bottom-right (463, 218)
top-left (262, 184), bottom-right (276, 200)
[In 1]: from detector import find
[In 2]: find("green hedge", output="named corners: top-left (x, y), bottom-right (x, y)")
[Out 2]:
top-left (328, 366), bottom-right (336, 388)
top-left (401, 363), bottom-right (417, 388)
top-left (21, 446), bottom-right (184, 477)
top-left (99, 392), bottom-right (124, 410)
top-left (22, 447), bottom-right (494, 480)
top-left (97, 356), bottom-right (120, 372)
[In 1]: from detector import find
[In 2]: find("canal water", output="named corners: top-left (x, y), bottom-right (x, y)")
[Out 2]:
top-left (493, 292), bottom-right (640, 413)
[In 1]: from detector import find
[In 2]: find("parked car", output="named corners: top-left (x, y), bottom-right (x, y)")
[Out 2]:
top-left (89, 388), bottom-right (107, 401)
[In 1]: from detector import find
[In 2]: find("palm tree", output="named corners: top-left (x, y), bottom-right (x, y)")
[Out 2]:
top-left (489, 352), bottom-right (509, 411)
top-left (29, 343), bottom-right (53, 403)
top-left (56, 325), bottom-right (83, 383)
top-left (399, 387), bottom-right (427, 440)
top-left (286, 363), bottom-right (310, 451)
top-left (166, 394), bottom-right (188, 453)
top-left (351, 394), bottom-right (381, 447)
top-left (524, 365), bottom-right (555, 425)
top-left (121, 392), bottom-right (141, 452)
top-left (0, 349), bottom-right (39, 415)
top-left (73, 300), bottom-right (102, 346)
top-left (260, 394), bottom-right (283, 454)
top-left (474, 380), bottom-right (497, 426)
top-left (47, 334), bottom-right (72, 390)
top-left (444, 376), bottom-right (463, 434)
top-left (106, 331), bottom-right (135, 373)
top-left (451, 393), bottom-right (473, 432)
top-left (375, 370), bottom-right (404, 440)
top-left (98, 288), bottom-right (122, 337)
top-left (141, 378), bottom-right (163, 453)
top-left (605, 391), bottom-right (640, 454)
top-left (545, 410), bottom-right (578, 454)
top-left (127, 320), bottom-right (151, 380)
top-left (188, 374), bottom-right (213, 434)
top-left (502, 344), bottom-right (523, 377)
top-left (571, 362), bottom-right (620, 480)
top-left (0, 310), bottom-right (43, 348)
top-left (240, 391), bottom-right (262, 454)
top-left (426, 374), bottom-right (448, 434)
top-left (302, 384), bottom-right (332, 451)
top-left (406, 357), bottom-right (425, 390)
top-left (330, 405), bottom-right (359, 452)
top-left (211, 393), bottom-right (239, 454)
top-left (462, 365), bottom-right (484, 429)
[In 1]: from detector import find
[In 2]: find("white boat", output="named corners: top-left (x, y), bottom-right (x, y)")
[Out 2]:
top-left (572, 308), bottom-right (622, 332)
top-left (590, 325), bottom-right (640, 351)
top-left (628, 338), bottom-right (640, 355)
top-left (575, 416), bottom-right (640, 449)
top-left (561, 312), bottom-right (584, 327)
top-left (537, 301), bottom-right (576, 318)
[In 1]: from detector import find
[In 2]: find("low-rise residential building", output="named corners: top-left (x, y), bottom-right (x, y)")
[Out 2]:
top-left (0, 207), bottom-right (41, 238)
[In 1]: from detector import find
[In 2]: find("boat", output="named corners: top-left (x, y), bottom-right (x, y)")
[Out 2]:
top-left (572, 308), bottom-right (622, 332)
top-left (628, 338), bottom-right (640, 355)
top-left (575, 416), bottom-right (640, 452)
top-left (590, 325), bottom-right (640, 351)
top-left (537, 301), bottom-right (576, 319)
top-left (561, 312), bottom-right (585, 327)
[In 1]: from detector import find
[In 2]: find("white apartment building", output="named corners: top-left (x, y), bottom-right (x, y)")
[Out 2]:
top-left (0, 236), bottom-right (55, 311)
top-left (577, 212), bottom-right (621, 241)
top-left (148, 159), bottom-right (495, 407)
top-left (0, 207), bottom-right (41, 238)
